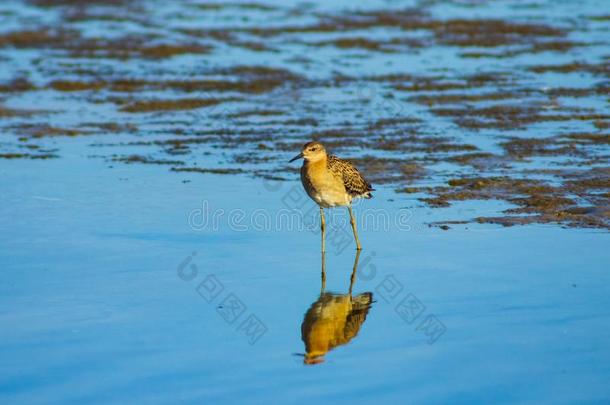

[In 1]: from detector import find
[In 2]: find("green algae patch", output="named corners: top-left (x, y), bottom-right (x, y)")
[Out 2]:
top-left (13, 125), bottom-right (90, 138)
top-left (528, 62), bottom-right (610, 77)
top-left (0, 78), bottom-right (36, 92)
top-left (226, 109), bottom-right (285, 118)
top-left (0, 152), bottom-right (58, 159)
top-left (50, 80), bottom-right (106, 91)
top-left (171, 167), bottom-right (246, 175)
top-left (0, 106), bottom-right (43, 117)
top-left (411, 92), bottom-right (517, 105)
top-left (368, 117), bottom-right (422, 130)
top-left (112, 155), bottom-right (185, 165)
top-left (195, 2), bottom-right (278, 11)
top-left (81, 122), bottom-right (138, 133)
top-left (120, 98), bottom-right (237, 113)
top-left (49, 68), bottom-right (303, 94)
top-left (563, 133), bottom-right (610, 145)
top-left (310, 37), bottom-right (423, 53)
top-left (0, 29), bottom-right (73, 48)
top-left (416, 172), bottom-right (610, 230)
top-left (431, 103), bottom-right (610, 130)
top-left (0, 27), bottom-right (211, 60)
top-left (244, 11), bottom-right (566, 49)
top-left (28, 0), bottom-right (130, 6)
top-left (447, 152), bottom-right (501, 166)
top-left (139, 44), bottom-right (212, 59)
top-left (500, 137), bottom-right (581, 158)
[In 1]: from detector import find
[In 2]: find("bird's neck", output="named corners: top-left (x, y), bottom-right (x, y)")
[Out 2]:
top-left (304, 155), bottom-right (327, 168)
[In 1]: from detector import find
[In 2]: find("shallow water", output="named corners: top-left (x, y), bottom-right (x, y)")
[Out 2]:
top-left (1, 142), bottom-right (610, 403)
top-left (1, 0), bottom-right (609, 403)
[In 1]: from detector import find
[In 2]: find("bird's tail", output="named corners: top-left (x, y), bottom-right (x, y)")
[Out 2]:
top-left (352, 292), bottom-right (373, 309)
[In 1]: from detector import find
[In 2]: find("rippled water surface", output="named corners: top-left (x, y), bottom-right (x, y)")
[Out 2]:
top-left (1, 0), bottom-right (609, 403)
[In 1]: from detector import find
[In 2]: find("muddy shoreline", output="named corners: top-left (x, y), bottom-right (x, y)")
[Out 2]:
top-left (1, 0), bottom-right (608, 229)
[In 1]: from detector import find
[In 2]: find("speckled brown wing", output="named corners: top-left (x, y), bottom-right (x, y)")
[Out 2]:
top-left (342, 293), bottom-right (373, 343)
top-left (327, 155), bottom-right (374, 198)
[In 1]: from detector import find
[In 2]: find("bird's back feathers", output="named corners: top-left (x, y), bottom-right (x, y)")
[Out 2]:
top-left (327, 155), bottom-right (374, 199)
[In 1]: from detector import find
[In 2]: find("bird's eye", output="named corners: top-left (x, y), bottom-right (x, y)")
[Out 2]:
top-left (309, 148), bottom-right (316, 151)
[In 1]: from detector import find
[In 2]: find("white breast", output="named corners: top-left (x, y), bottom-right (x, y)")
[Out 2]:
top-left (310, 186), bottom-right (350, 208)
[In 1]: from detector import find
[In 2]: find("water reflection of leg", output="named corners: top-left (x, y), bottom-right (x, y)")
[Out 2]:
top-left (348, 250), bottom-right (361, 296)
top-left (320, 207), bottom-right (326, 253)
top-left (320, 251), bottom-right (326, 294)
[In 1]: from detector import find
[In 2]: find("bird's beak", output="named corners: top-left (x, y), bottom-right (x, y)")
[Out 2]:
top-left (289, 152), bottom-right (304, 163)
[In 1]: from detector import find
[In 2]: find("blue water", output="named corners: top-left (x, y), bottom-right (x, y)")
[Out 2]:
top-left (1, 137), bottom-right (609, 403)
top-left (1, 0), bottom-right (610, 402)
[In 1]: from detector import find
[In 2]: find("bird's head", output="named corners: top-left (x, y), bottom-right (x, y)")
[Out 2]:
top-left (289, 141), bottom-right (327, 163)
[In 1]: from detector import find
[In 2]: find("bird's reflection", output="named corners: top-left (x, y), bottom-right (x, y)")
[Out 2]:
top-left (300, 251), bottom-right (374, 365)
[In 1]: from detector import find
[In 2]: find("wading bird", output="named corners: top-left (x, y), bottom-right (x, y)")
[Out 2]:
top-left (289, 141), bottom-right (373, 251)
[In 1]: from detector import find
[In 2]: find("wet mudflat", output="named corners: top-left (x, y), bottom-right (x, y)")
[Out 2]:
top-left (0, 0), bottom-right (609, 403)
top-left (1, 148), bottom-right (610, 403)
top-left (1, 0), bottom-right (608, 229)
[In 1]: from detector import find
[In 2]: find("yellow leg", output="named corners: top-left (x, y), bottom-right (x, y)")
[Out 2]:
top-left (320, 251), bottom-right (326, 294)
top-left (348, 205), bottom-right (362, 250)
top-left (320, 207), bottom-right (326, 253)
top-left (348, 250), bottom-right (361, 296)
